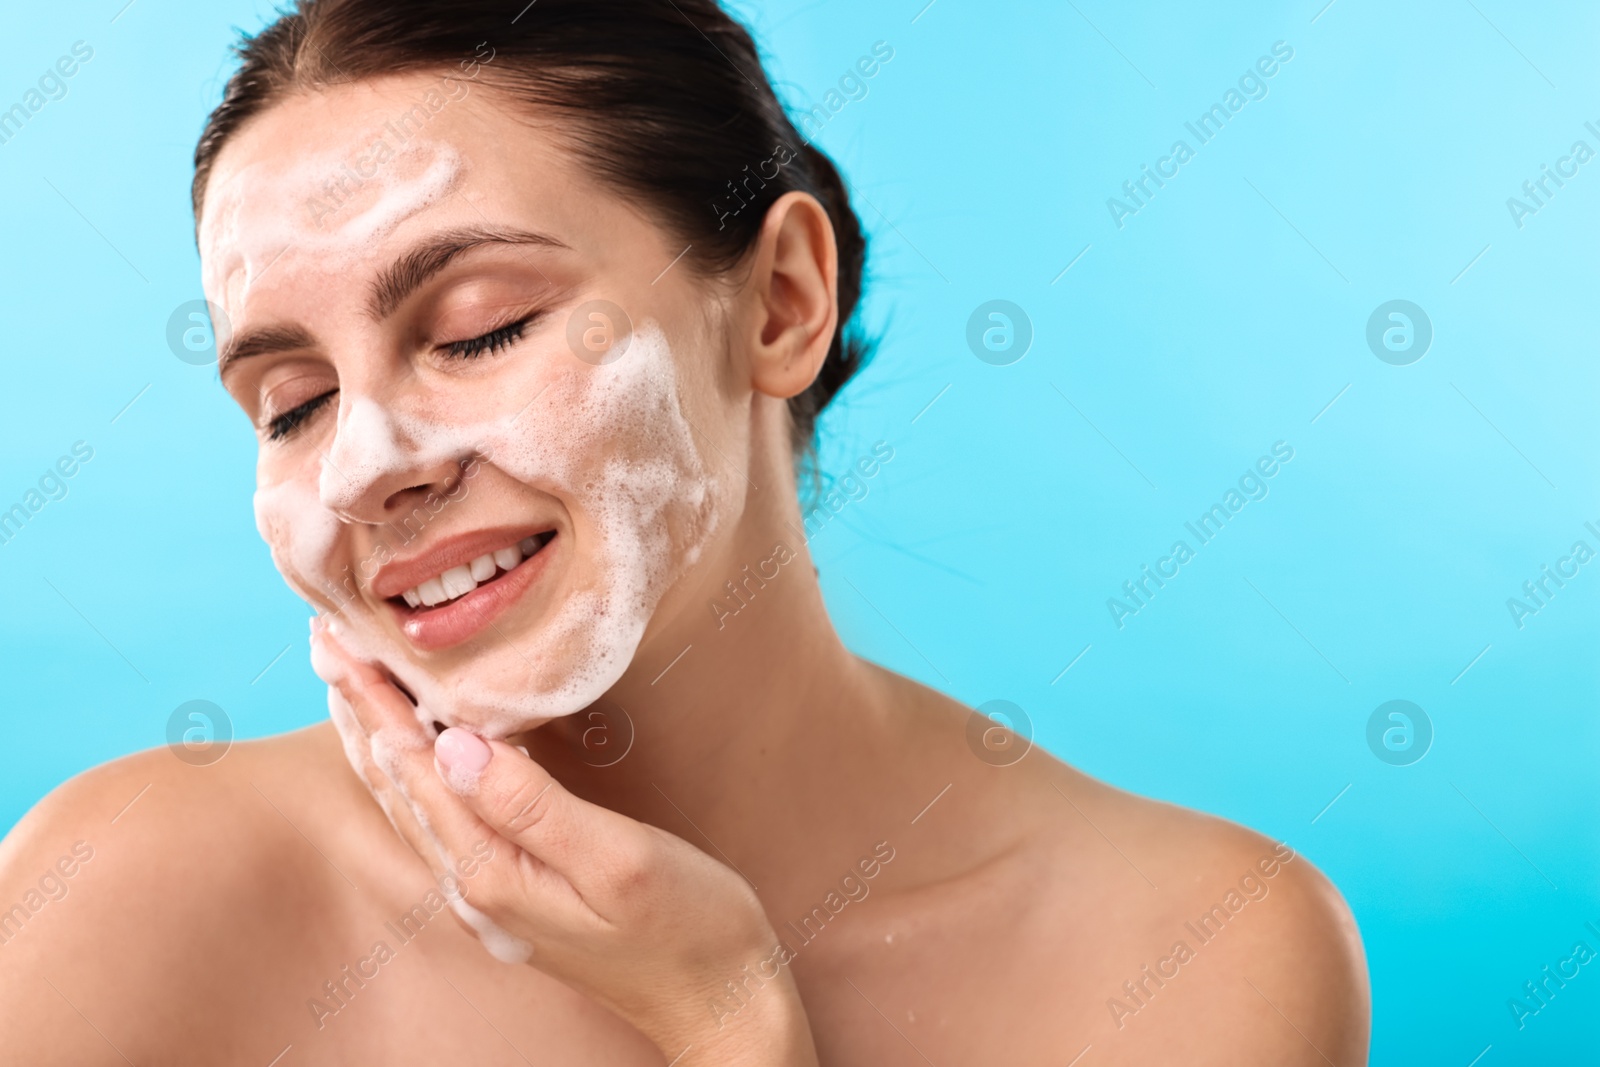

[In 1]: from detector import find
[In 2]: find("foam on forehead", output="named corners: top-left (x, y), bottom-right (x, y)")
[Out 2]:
top-left (199, 133), bottom-right (464, 314)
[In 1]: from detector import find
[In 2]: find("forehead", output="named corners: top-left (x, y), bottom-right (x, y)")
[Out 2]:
top-left (196, 74), bottom-right (585, 317)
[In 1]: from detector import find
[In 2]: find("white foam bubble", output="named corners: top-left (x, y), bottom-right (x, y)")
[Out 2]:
top-left (450, 897), bottom-right (534, 964)
top-left (325, 688), bottom-right (367, 777)
top-left (320, 395), bottom-right (412, 518)
top-left (200, 138), bottom-right (463, 313)
top-left (251, 320), bottom-right (723, 738)
top-left (209, 115), bottom-right (728, 739)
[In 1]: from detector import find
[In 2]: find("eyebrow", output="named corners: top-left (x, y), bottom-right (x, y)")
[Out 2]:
top-left (217, 224), bottom-right (567, 375)
top-left (366, 224), bottom-right (567, 321)
top-left (218, 323), bottom-right (317, 376)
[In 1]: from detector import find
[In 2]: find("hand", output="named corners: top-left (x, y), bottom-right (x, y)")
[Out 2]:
top-left (310, 617), bottom-right (818, 1065)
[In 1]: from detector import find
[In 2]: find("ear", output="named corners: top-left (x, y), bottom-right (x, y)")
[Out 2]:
top-left (736, 191), bottom-right (838, 400)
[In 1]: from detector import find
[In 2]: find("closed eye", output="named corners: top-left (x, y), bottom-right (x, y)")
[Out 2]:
top-left (267, 389), bottom-right (337, 442)
top-left (444, 315), bottom-right (535, 360)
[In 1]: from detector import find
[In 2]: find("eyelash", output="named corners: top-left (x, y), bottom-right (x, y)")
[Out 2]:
top-left (444, 315), bottom-right (534, 360)
top-left (267, 390), bottom-right (338, 442)
top-left (263, 316), bottom-right (536, 442)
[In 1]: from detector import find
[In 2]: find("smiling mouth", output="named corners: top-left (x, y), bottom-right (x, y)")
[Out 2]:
top-left (382, 529), bottom-right (559, 652)
top-left (392, 531), bottom-right (556, 610)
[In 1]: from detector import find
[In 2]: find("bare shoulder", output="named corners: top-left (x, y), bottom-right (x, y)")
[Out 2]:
top-left (0, 724), bottom-right (372, 1062)
top-left (844, 674), bottom-right (1368, 1063)
top-left (0, 723), bottom-right (352, 899)
top-left (1022, 758), bottom-right (1370, 1065)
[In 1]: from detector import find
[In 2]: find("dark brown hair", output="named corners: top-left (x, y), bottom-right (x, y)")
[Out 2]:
top-left (192, 0), bottom-right (871, 452)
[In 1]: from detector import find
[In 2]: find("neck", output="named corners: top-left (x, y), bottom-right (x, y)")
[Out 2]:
top-left (519, 415), bottom-right (910, 895)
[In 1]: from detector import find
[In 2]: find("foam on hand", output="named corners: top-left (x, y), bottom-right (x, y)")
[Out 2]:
top-left (448, 897), bottom-right (535, 964)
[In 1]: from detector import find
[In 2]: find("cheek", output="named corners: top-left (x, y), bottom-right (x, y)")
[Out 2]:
top-left (500, 322), bottom-right (722, 578)
top-left (247, 319), bottom-right (727, 733)
top-left (425, 323), bottom-right (724, 728)
top-left (254, 466), bottom-right (347, 603)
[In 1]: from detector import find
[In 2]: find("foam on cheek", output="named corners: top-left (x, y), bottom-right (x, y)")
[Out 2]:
top-left (261, 321), bottom-right (722, 738)
top-left (255, 475), bottom-right (345, 606)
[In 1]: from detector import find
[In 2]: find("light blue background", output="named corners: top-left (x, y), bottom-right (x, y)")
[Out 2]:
top-left (2, 0), bottom-right (1596, 1060)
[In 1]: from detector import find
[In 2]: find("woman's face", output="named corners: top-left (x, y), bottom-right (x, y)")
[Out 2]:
top-left (199, 73), bottom-right (741, 738)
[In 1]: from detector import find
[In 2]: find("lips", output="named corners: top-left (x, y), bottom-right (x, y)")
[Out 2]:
top-left (372, 526), bottom-right (558, 651)
top-left (395, 534), bottom-right (547, 609)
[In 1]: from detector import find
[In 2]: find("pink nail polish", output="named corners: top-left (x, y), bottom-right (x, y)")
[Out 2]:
top-left (435, 729), bottom-right (489, 780)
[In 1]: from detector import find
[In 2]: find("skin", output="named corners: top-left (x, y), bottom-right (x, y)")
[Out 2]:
top-left (0, 73), bottom-right (1371, 1064)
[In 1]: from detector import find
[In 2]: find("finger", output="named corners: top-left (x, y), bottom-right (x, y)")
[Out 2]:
top-left (310, 617), bottom-right (428, 742)
top-left (324, 683), bottom-right (372, 780)
top-left (327, 686), bottom-right (436, 856)
top-left (312, 621), bottom-right (446, 843)
top-left (354, 776), bottom-right (515, 956)
top-left (434, 728), bottom-right (653, 905)
top-left (312, 622), bottom-right (493, 883)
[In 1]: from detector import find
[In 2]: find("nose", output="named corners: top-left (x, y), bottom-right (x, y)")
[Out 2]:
top-left (318, 394), bottom-right (467, 525)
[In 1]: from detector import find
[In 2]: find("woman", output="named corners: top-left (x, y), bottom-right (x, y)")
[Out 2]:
top-left (0, 1), bottom-right (1370, 1062)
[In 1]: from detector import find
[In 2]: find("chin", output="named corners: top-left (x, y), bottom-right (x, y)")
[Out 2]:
top-left (315, 574), bottom-right (652, 739)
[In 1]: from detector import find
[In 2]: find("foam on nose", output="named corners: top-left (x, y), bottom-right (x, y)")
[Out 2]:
top-left (320, 395), bottom-right (412, 518)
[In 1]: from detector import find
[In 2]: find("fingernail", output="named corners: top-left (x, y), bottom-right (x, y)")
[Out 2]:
top-left (435, 728), bottom-right (492, 793)
top-left (309, 615), bottom-right (325, 641)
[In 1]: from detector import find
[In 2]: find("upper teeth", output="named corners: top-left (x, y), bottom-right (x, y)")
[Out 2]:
top-left (401, 536), bottom-right (544, 609)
